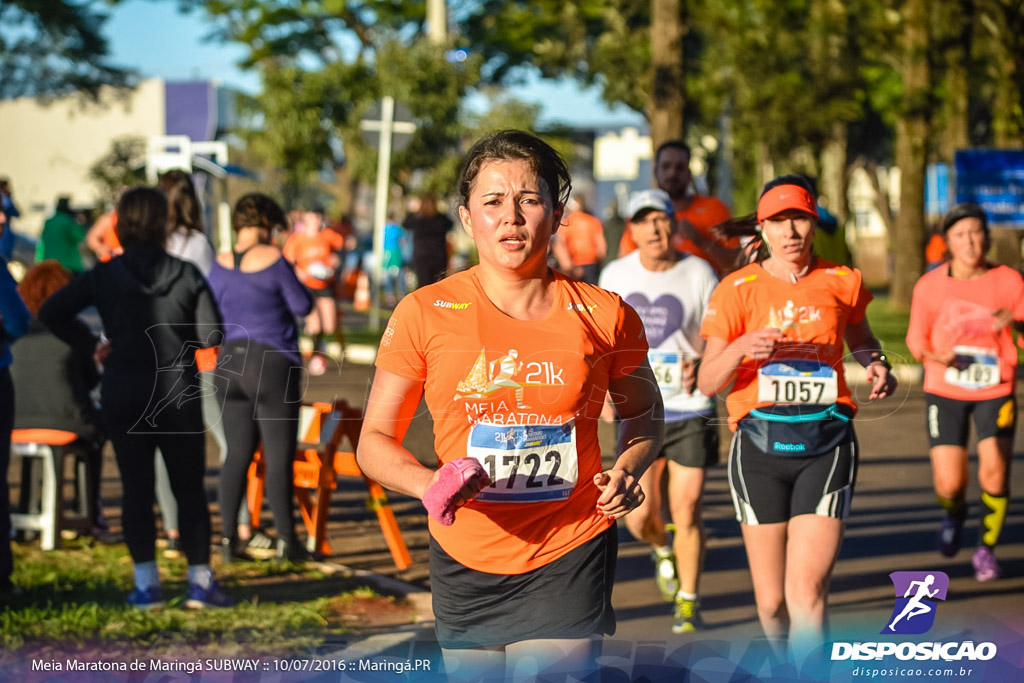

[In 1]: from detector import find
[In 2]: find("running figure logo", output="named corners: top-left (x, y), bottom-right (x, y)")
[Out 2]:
top-left (882, 571), bottom-right (949, 635)
top-left (455, 348), bottom-right (530, 409)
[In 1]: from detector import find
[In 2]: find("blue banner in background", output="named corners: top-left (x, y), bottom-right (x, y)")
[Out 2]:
top-left (926, 163), bottom-right (950, 217)
top-left (954, 149), bottom-right (1024, 227)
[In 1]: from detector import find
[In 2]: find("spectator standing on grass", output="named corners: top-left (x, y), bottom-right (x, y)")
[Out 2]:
top-left (0, 179), bottom-right (21, 260)
top-left (0, 209), bottom-right (32, 596)
top-left (38, 197), bottom-right (86, 273)
top-left (149, 169), bottom-right (220, 558)
top-left (40, 187), bottom-right (232, 610)
top-left (403, 194), bottom-right (453, 287)
top-left (210, 193), bottom-right (314, 563)
top-left (381, 214), bottom-right (407, 306)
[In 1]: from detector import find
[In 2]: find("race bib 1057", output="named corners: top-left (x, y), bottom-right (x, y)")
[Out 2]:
top-left (757, 359), bottom-right (838, 405)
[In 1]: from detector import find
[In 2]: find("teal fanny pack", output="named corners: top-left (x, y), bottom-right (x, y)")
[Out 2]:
top-left (738, 404), bottom-right (853, 457)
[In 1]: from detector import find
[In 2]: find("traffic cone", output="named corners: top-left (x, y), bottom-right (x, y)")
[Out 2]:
top-left (354, 271), bottom-right (371, 312)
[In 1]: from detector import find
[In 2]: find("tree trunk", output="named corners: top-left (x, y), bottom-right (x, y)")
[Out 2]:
top-left (891, 0), bottom-right (930, 310)
top-left (649, 0), bottom-right (684, 153)
top-left (990, 0), bottom-right (1024, 148)
top-left (939, 0), bottom-right (972, 162)
top-left (820, 122), bottom-right (849, 224)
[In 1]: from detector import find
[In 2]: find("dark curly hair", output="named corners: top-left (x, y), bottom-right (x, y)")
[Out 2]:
top-left (232, 193), bottom-right (287, 233)
top-left (18, 260), bottom-right (72, 316)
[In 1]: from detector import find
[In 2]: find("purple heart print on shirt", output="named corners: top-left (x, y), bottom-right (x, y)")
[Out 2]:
top-left (625, 294), bottom-right (683, 347)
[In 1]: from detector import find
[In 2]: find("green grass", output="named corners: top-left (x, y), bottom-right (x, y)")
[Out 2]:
top-left (864, 294), bottom-right (916, 365)
top-left (1, 538), bottom-right (411, 661)
top-left (340, 326), bottom-right (386, 347)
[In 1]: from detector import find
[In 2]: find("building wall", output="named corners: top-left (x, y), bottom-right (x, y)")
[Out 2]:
top-left (0, 79), bottom-right (167, 236)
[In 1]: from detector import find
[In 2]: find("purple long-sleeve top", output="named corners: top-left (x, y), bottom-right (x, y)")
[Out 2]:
top-left (207, 256), bottom-right (314, 362)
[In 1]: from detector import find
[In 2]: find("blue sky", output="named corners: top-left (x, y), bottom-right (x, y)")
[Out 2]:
top-left (105, 1), bottom-right (645, 128)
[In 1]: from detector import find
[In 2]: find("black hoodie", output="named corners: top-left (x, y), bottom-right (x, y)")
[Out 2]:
top-left (40, 244), bottom-right (223, 433)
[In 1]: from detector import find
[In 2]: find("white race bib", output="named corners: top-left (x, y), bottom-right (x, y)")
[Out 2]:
top-left (757, 359), bottom-right (838, 405)
top-left (945, 346), bottom-right (999, 389)
top-left (467, 422), bottom-right (578, 503)
top-left (649, 350), bottom-right (684, 395)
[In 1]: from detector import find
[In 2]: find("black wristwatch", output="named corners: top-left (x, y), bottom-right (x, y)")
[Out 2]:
top-left (868, 352), bottom-right (892, 371)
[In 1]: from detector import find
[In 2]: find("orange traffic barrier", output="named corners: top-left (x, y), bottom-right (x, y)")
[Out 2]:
top-left (246, 400), bottom-right (412, 569)
top-left (353, 271), bottom-right (370, 312)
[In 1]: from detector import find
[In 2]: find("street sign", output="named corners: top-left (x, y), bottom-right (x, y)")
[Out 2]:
top-left (955, 149), bottom-right (1024, 227)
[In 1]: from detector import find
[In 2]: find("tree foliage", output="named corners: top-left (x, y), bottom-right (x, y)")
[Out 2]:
top-left (0, 0), bottom-right (134, 100)
top-left (177, 0), bottom-right (502, 204)
top-left (88, 136), bottom-right (147, 207)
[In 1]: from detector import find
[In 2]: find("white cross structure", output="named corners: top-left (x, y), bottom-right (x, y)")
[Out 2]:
top-left (360, 96), bottom-right (417, 329)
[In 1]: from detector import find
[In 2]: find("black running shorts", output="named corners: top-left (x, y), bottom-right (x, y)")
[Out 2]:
top-left (727, 429), bottom-right (859, 525)
top-left (925, 393), bottom-right (1017, 448)
top-left (662, 415), bottom-right (720, 468)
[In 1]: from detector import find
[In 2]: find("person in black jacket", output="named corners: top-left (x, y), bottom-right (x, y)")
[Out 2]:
top-left (12, 261), bottom-right (105, 532)
top-left (40, 187), bottom-right (232, 610)
top-left (0, 210), bottom-right (31, 596)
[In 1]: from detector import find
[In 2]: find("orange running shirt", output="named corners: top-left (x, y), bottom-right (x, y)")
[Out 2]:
top-left (906, 265), bottom-right (1024, 400)
top-left (924, 233), bottom-right (948, 266)
top-left (559, 211), bottom-right (604, 266)
top-left (283, 230), bottom-right (346, 289)
top-left (700, 260), bottom-right (872, 429)
top-left (99, 212), bottom-right (122, 263)
top-left (375, 267), bottom-right (648, 574)
top-left (619, 195), bottom-right (734, 266)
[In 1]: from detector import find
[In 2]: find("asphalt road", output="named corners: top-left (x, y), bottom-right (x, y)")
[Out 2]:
top-left (304, 358), bottom-right (1024, 679)
top-left (41, 353), bottom-right (1020, 680)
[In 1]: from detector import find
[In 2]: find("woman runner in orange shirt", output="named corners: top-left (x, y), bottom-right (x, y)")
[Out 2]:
top-left (698, 175), bottom-right (897, 660)
top-left (906, 203), bottom-right (1023, 582)
top-left (357, 131), bottom-right (664, 680)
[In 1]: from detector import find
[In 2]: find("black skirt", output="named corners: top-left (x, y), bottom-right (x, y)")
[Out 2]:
top-left (429, 526), bottom-right (618, 649)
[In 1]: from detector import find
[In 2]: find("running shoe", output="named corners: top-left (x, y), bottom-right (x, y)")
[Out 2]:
top-left (653, 549), bottom-right (679, 603)
top-left (245, 530), bottom-right (277, 559)
top-left (126, 586), bottom-right (163, 611)
top-left (937, 514), bottom-right (963, 557)
top-left (971, 547), bottom-right (1002, 582)
top-left (308, 354), bottom-right (327, 376)
top-left (672, 596), bottom-right (703, 634)
top-left (185, 581), bottom-right (235, 609)
top-left (221, 537), bottom-right (248, 563)
top-left (162, 537), bottom-right (182, 559)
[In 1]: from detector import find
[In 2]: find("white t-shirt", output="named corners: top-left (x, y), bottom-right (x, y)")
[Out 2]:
top-left (599, 251), bottom-right (718, 420)
top-left (166, 227), bottom-right (215, 277)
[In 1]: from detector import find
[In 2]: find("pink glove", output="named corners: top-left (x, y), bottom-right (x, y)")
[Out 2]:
top-left (423, 458), bottom-right (490, 526)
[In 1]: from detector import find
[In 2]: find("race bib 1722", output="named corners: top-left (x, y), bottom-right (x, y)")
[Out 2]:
top-left (466, 422), bottom-right (578, 503)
